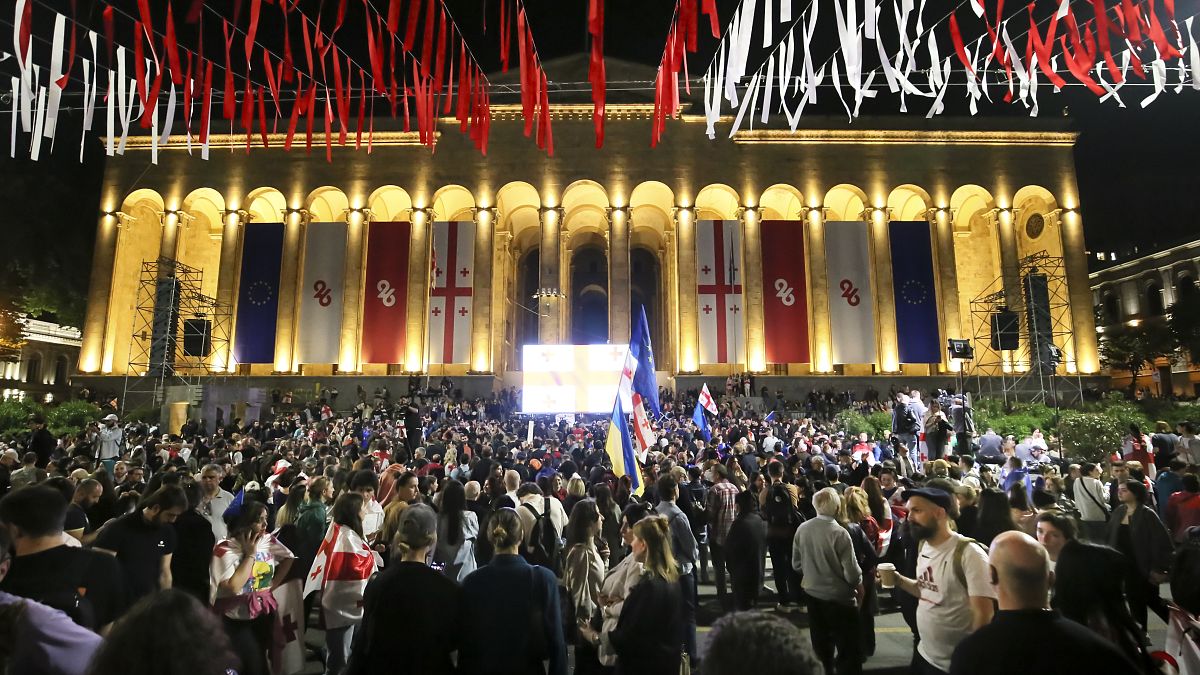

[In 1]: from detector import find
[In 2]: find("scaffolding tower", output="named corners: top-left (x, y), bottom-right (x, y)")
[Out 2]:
top-left (122, 258), bottom-right (233, 411)
top-left (965, 251), bottom-right (1084, 406)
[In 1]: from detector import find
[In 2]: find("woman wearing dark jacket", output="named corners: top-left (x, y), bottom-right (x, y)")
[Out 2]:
top-left (579, 516), bottom-right (684, 675)
top-left (346, 503), bottom-right (461, 675)
top-left (1106, 479), bottom-right (1174, 632)
top-left (459, 507), bottom-right (567, 675)
top-left (724, 489), bottom-right (767, 611)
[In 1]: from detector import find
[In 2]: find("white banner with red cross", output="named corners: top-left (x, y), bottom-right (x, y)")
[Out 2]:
top-left (427, 221), bottom-right (475, 364)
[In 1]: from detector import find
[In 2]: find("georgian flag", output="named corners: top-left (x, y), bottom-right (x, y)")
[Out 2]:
top-left (427, 221), bottom-right (475, 364)
top-left (631, 392), bottom-right (656, 461)
top-left (695, 220), bottom-right (745, 364)
top-left (303, 523), bottom-right (379, 629)
top-left (271, 578), bottom-right (307, 675)
top-left (698, 383), bottom-right (719, 415)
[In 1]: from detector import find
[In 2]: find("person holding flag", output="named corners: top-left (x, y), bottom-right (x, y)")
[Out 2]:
top-left (304, 493), bottom-right (379, 675)
top-left (692, 382), bottom-right (719, 443)
top-left (609, 306), bottom-right (662, 492)
top-left (605, 397), bottom-right (642, 497)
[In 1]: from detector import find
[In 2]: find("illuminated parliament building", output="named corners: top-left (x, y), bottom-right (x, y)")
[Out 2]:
top-left (76, 64), bottom-right (1102, 412)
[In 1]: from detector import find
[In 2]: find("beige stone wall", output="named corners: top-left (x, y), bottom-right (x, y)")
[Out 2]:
top-left (82, 110), bottom-right (1097, 377)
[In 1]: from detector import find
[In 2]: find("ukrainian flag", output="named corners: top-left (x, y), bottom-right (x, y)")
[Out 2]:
top-left (605, 397), bottom-right (642, 496)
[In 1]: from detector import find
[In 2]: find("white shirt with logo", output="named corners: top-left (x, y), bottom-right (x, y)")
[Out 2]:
top-left (914, 532), bottom-right (997, 671)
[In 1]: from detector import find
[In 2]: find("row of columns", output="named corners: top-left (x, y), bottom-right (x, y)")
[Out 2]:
top-left (80, 195), bottom-right (1100, 377)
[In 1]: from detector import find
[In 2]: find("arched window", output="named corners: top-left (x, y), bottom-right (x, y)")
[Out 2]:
top-left (24, 355), bottom-right (41, 385)
top-left (53, 356), bottom-right (69, 386)
top-left (1146, 281), bottom-right (1165, 316)
top-left (1179, 275), bottom-right (1197, 298)
top-left (1102, 292), bottom-right (1121, 324)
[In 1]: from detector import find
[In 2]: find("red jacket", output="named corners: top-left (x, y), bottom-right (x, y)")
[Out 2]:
top-left (1167, 490), bottom-right (1200, 542)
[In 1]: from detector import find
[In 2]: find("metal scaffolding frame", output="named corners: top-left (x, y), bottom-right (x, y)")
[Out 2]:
top-left (965, 251), bottom-right (1084, 406)
top-left (122, 258), bottom-right (232, 412)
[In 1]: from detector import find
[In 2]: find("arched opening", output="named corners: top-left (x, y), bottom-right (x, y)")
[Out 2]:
top-left (630, 247), bottom-right (663, 351)
top-left (25, 355), bottom-right (41, 385)
top-left (570, 246), bottom-right (609, 344)
top-left (1146, 281), bottom-right (1165, 316)
top-left (1178, 275), bottom-right (1197, 299)
top-left (53, 356), bottom-right (69, 386)
top-left (1103, 292), bottom-right (1121, 324)
top-left (516, 249), bottom-right (540, 366)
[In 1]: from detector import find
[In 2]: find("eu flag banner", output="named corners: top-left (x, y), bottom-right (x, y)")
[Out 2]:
top-left (233, 222), bottom-right (285, 364)
top-left (889, 220), bottom-right (941, 364)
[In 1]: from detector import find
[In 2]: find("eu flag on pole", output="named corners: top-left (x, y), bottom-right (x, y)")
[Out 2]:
top-left (692, 401), bottom-right (712, 442)
top-left (233, 222), bottom-right (285, 364)
top-left (888, 220), bottom-right (942, 364)
top-left (630, 305), bottom-right (660, 417)
top-left (606, 397), bottom-right (642, 495)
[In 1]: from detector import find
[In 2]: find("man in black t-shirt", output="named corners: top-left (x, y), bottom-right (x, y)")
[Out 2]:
top-left (93, 485), bottom-right (187, 607)
top-left (65, 478), bottom-right (102, 543)
top-left (0, 486), bottom-right (125, 631)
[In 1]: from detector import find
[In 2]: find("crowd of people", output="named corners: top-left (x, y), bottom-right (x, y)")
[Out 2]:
top-left (0, 381), bottom-right (1197, 675)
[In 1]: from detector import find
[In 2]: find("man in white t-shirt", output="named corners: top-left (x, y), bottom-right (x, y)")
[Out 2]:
top-left (889, 487), bottom-right (997, 674)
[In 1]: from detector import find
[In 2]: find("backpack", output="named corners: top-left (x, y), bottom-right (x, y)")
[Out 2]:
top-left (951, 537), bottom-right (988, 595)
top-left (35, 550), bottom-right (98, 630)
top-left (521, 498), bottom-right (562, 573)
top-left (765, 482), bottom-right (803, 532)
top-left (900, 407), bottom-right (919, 433)
top-left (1171, 526), bottom-right (1200, 615)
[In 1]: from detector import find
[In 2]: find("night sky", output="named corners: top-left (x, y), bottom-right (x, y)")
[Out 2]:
top-left (2, 0), bottom-right (1197, 311)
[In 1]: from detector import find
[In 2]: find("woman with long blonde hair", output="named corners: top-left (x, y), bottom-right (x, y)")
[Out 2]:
top-left (578, 516), bottom-right (684, 675)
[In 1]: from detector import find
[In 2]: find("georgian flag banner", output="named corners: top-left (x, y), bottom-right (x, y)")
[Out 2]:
top-left (427, 221), bottom-right (474, 365)
top-left (825, 221), bottom-right (877, 365)
top-left (695, 220), bottom-right (745, 365)
top-left (297, 222), bottom-right (347, 365)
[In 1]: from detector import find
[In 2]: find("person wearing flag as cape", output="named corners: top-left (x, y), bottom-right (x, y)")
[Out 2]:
top-left (304, 492), bottom-right (380, 675)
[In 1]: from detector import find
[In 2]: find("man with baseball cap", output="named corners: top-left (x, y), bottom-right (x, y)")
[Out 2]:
top-left (96, 414), bottom-right (124, 475)
top-left (887, 487), bottom-right (997, 674)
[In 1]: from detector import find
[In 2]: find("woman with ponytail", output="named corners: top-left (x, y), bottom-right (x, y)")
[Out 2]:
top-left (346, 503), bottom-right (461, 675)
top-left (578, 515), bottom-right (685, 675)
top-left (459, 507), bottom-right (567, 675)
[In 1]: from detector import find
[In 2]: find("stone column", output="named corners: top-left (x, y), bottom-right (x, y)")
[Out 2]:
top-left (930, 207), bottom-right (962, 373)
top-left (494, 230), bottom-right (514, 371)
top-left (996, 207), bottom-right (1023, 314)
top-left (739, 206), bottom-right (766, 372)
top-left (662, 229), bottom-right (678, 373)
top-left (537, 206), bottom-right (564, 344)
top-left (274, 208), bottom-right (308, 373)
top-left (608, 206), bottom-right (631, 343)
top-left (994, 207), bottom-right (1023, 369)
top-left (214, 209), bottom-right (249, 372)
top-left (1059, 208), bottom-right (1100, 373)
top-left (470, 206), bottom-right (496, 372)
top-left (868, 207), bottom-right (899, 372)
top-left (805, 206), bottom-right (832, 372)
top-left (158, 210), bottom-right (184, 263)
top-left (79, 211), bottom-right (124, 373)
top-left (674, 206), bottom-right (699, 372)
top-left (338, 207), bottom-right (369, 373)
top-left (406, 207), bottom-right (432, 372)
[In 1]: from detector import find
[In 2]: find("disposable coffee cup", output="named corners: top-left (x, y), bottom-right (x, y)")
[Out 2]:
top-left (878, 563), bottom-right (897, 589)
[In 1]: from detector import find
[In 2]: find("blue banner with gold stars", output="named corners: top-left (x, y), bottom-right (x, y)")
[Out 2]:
top-left (889, 220), bottom-right (941, 364)
top-left (233, 222), bottom-right (285, 364)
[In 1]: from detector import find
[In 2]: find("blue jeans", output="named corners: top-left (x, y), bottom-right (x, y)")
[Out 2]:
top-left (678, 572), bottom-right (697, 661)
top-left (325, 624), bottom-right (355, 675)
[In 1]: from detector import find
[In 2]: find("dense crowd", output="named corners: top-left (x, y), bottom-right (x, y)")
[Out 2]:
top-left (0, 381), bottom-right (1198, 675)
